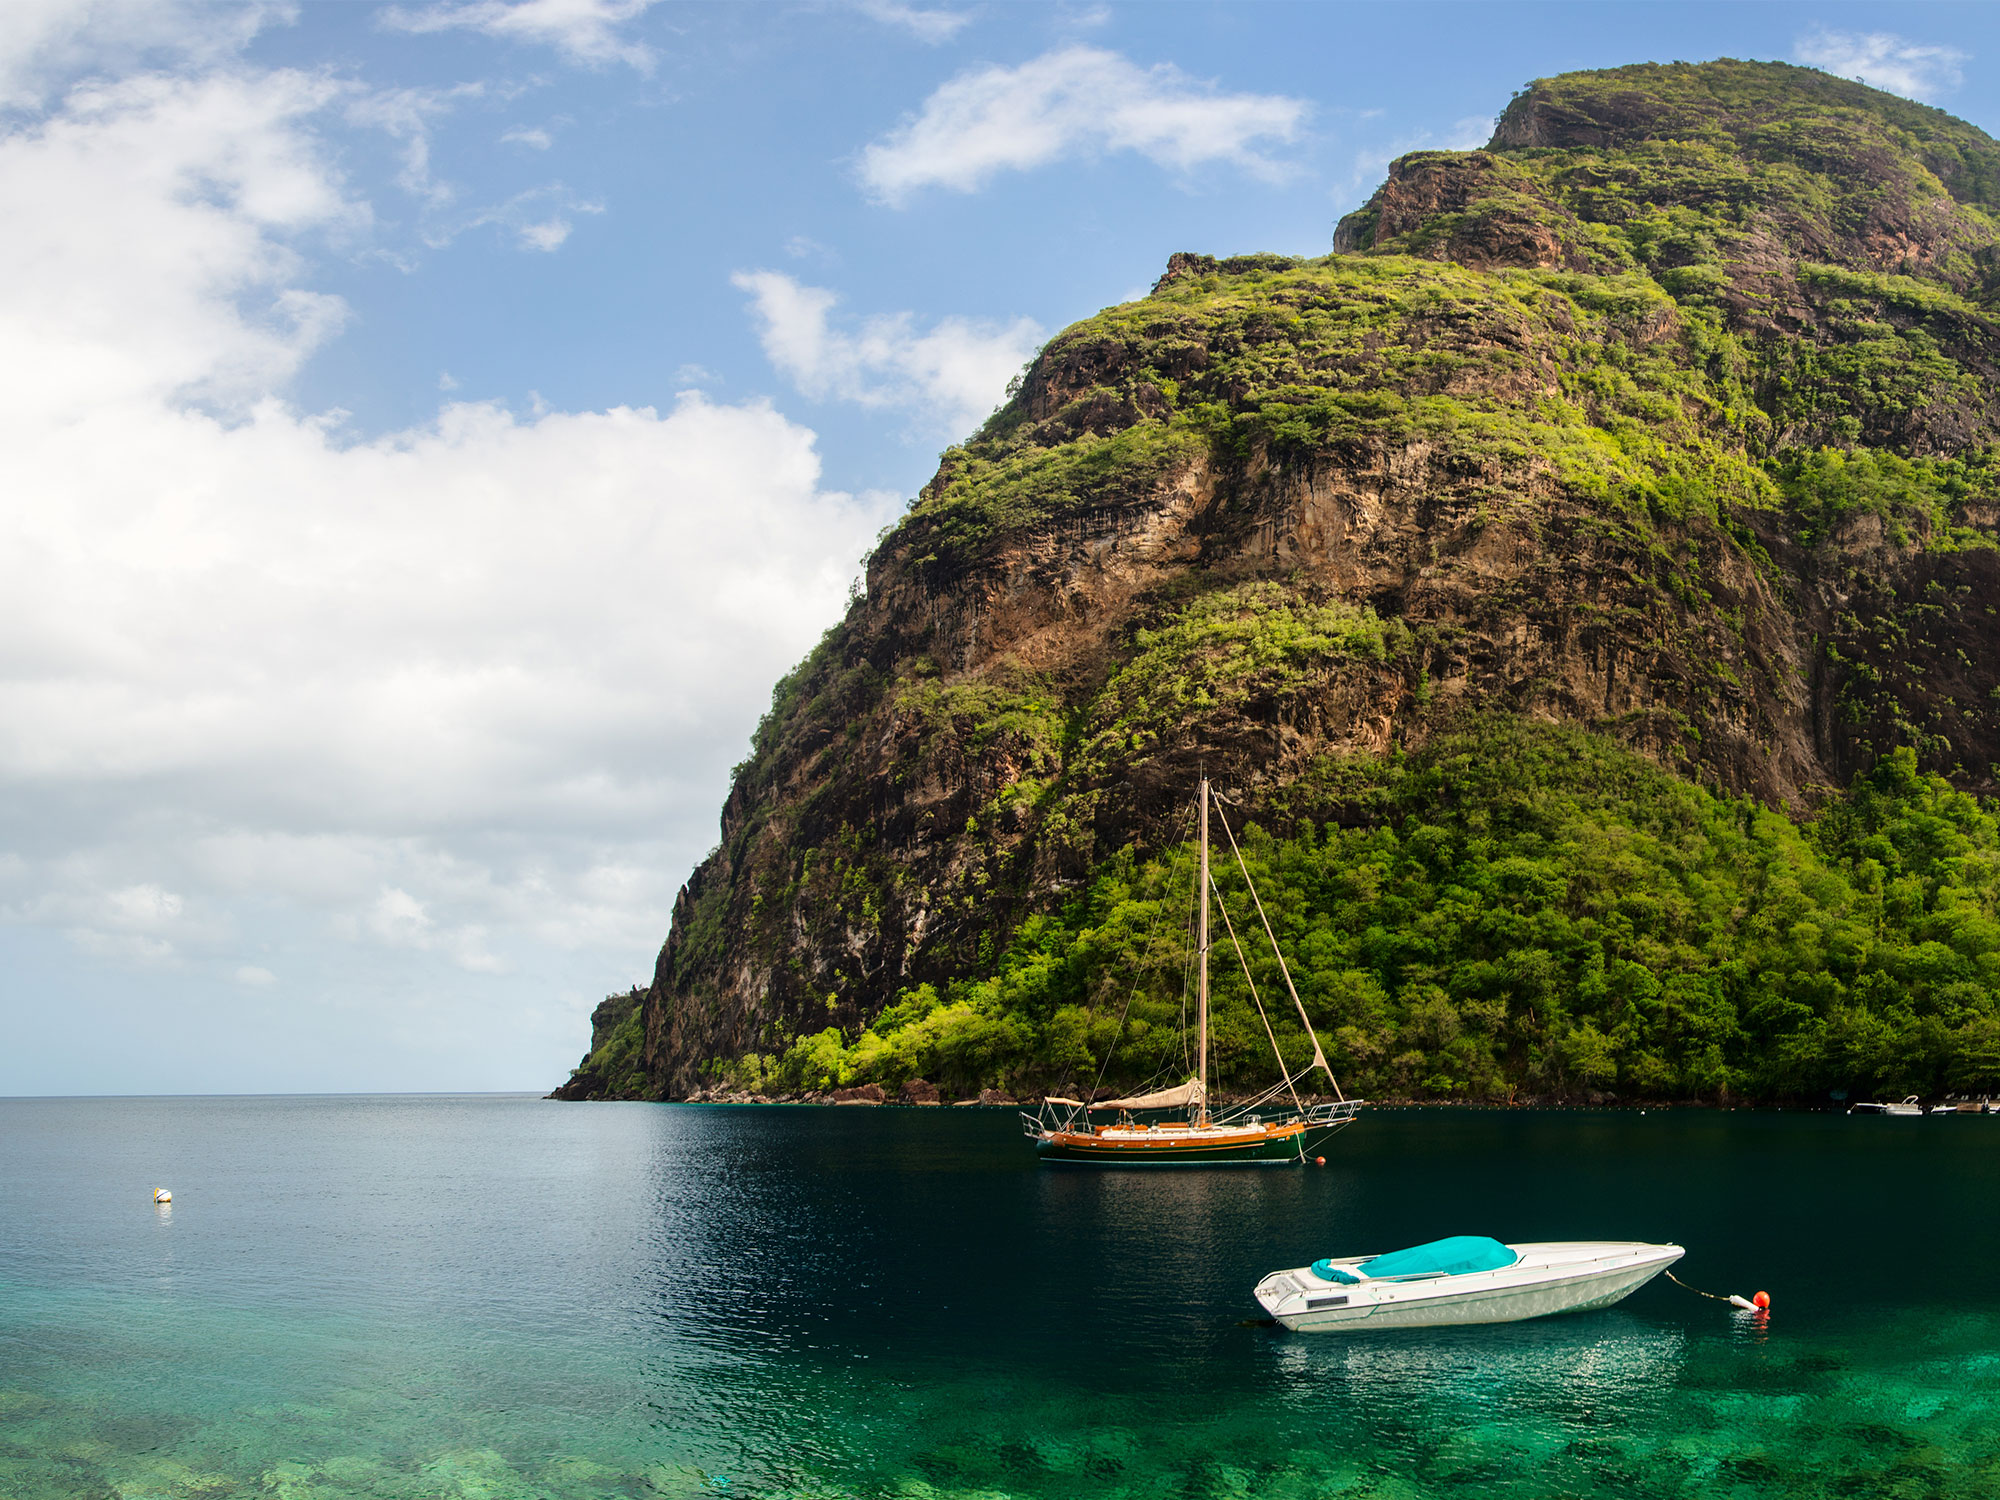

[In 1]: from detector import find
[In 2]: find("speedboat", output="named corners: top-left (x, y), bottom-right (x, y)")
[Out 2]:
top-left (1254, 1236), bottom-right (1683, 1332)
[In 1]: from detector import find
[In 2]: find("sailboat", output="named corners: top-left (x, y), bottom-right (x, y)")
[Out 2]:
top-left (1021, 776), bottom-right (1364, 1165)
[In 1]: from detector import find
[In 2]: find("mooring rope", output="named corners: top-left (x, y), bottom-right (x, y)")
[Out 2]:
top-left (1664, 1268), bottom-right (1730, 1302)
top-left (1667, 1268), bottom-right (1769, 1312)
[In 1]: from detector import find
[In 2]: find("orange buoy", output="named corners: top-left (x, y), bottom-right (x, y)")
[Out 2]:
top-left (1314, 1156), bottom-right (1325, 1166)
top-left (1753, 1290), bottom-right (1771, 1309)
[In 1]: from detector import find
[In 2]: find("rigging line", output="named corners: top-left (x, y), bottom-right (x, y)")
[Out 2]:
top-left (1212, 799), bottom-right (1346, 1104)
top-left (1208, 876), bottom-right (1307, 1117)
top-left (1234, 1060), bottom-right (1322, 1114)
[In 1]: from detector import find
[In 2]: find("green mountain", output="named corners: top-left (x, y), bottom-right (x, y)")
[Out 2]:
top-left (558, 60), bottom-right (2000, 1107)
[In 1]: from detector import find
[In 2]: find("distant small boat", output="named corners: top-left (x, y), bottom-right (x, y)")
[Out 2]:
top-left (1850, 1096), bottom-right (1924, 1116)
top-left (1254, 1236), bottom-right (1683, 1331)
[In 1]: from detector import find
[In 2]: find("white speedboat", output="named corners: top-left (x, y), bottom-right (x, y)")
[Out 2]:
top-left (1255, 1236), bottom-right (1683, 1332)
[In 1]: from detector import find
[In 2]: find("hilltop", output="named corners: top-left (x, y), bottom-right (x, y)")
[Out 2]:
top-left (558, 60), bottom-right (2000, 1107)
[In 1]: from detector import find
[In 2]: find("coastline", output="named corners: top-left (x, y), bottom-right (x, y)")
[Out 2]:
top-left (626, 1087), bottom-right (1881, 1112)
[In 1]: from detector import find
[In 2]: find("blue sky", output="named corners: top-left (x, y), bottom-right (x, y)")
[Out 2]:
top-left (2, 0), bottom-right (1995, 1095)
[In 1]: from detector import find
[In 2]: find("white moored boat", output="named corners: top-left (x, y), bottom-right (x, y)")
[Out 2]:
top-left (1255, 1236), bottom-right (1683, 1332)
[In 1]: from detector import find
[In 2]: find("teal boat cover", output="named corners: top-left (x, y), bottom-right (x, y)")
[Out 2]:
top-left (1312, 1236), bottom-right (1518, 1284)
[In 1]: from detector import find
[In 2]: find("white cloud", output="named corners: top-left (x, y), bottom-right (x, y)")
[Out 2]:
top-left (1796, 28), bottom-right (1968, 103)
top-left (0, 66), bottom-right (359, 413)
top-left (0, 0), bottom-right (286, 109)
top-left (0, 49), bottom-right (893, 1081)
top-left (501, 124), bottom-right (553, 149)
top-left (235, 964), bottom-right (276, 986)
top-left (852, 0), bottom-right (972, 45)
top-left (382, 0), bottom-right (660, 72)
top-left (106, 884), bottom-right (186, 929)
top-left (733, 269), bottom-right (1042, 435)
top-left (858, 45), bottom-right (1308, 205)
top-left (518, 214), bottom-right (572, 250)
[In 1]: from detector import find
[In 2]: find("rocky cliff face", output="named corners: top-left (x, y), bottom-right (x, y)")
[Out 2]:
top-left (559, 60), bottom-right (2000, 1100)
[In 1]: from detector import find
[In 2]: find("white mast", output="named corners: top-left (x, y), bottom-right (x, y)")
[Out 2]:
top-left (1197, 775), bottom-right (1209, 1126)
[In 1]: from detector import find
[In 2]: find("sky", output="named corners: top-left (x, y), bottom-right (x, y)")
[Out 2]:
top-left (3, 0), bottom-right (1997, 1097)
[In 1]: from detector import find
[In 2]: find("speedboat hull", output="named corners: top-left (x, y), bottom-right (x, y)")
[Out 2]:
top-left (1255, 1241), bottom-right (1683, 1331)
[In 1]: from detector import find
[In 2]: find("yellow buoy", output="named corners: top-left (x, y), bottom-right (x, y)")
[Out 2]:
top-left (153, 1188), bottom-right (172, 1204)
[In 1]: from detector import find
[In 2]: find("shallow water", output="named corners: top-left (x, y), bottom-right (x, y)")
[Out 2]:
top-left (2, 1096), bottom-right (1996, 1499)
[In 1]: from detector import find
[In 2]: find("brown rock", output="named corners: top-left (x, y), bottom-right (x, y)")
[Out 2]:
top-left (977, 1088), bottom-right (1017, 1106)
top-left (830, 1083), bottom-right (885, 1105)
top-left (898, 1077), bottom-right (941, 1105)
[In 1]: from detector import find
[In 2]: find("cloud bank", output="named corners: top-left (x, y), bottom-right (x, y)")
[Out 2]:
top-left (0, 19), bottom-right (888, 1089)
top-left (858, 46), bottom-right (1308, 205)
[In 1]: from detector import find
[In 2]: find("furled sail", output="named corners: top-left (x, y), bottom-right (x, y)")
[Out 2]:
top-left (1089, 1077), bottom-right (1205, 1111)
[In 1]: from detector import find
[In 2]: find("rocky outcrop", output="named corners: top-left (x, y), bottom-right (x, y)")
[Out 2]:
top-left (549, 988), bottom-right (646, 1099)
top-left (565, 60), bottom-right (2000, 1099)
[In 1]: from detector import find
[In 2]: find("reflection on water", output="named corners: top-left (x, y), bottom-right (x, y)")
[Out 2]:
top-left (2, 1098), bottom-right (1998, 1499)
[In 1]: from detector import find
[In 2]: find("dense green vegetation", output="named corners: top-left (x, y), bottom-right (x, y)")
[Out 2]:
top-left (731, 723), bottom-right (2000, 1104)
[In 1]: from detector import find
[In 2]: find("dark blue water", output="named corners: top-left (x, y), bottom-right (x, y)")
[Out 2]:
top-left (2, 1097), bottom-right (1996, 1498)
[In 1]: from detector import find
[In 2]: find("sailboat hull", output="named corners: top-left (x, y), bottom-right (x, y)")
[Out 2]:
top-left (1036, 1129), bottom-right (1304, 1165)
top-left (1031, 1110), bottom-right (1361, 1166)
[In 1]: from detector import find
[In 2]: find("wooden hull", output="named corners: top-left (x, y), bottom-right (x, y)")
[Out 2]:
top-left (1034, 1118), bottom-right (1340, 1166)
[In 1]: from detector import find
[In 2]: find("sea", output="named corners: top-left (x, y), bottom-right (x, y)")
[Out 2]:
top-left (1, 1095), bottom-right (1996, 1499)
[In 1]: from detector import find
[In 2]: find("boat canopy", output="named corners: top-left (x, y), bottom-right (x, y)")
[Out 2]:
top-left (1314, 1236), bottom-right (1519, 1284)
top-left (1089, 1078), bottom-right (1205, 1111)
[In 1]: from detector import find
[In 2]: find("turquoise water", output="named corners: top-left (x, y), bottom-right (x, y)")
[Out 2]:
top-left (2, 1097), bottom-right (1997, 1499)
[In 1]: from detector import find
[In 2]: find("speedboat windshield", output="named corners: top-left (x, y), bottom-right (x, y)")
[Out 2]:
top-left (1314, 1235), bottom-right (1519, 1283)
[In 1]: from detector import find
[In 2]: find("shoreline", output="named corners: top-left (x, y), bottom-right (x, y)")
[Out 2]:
top-left (628, 1087), bottom-right (1925, 1113)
